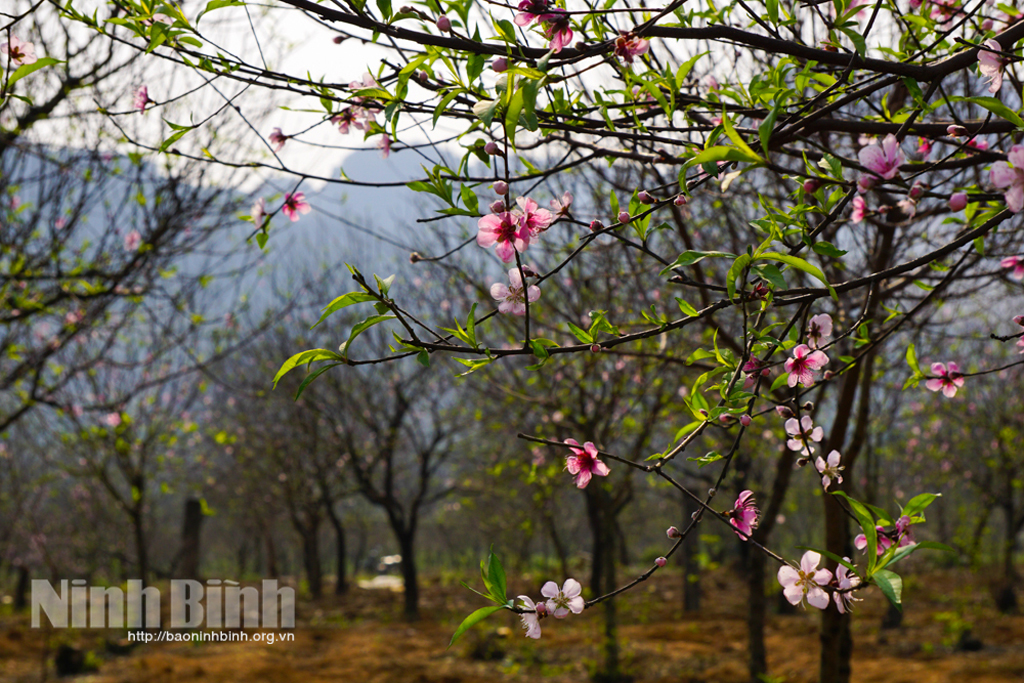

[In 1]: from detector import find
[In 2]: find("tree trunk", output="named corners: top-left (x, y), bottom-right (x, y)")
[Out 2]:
top-left (747, 551), bottom-right (767, 681)
top-left (397, 531), bottom-right (419, 621)
top-left (132, 508), bottom-right (148, 584)
top-left (180, 498), bottom-right (203, 581)
top-left (327, 510), bottom-right (349, 595)
top-left (265, 531), bottom-right (279, 579)
top-left (586, 485), bottom-right (622, 682)
top-left (542, 511), bottom-right (570, 580)
top-left (301, 527), bottom-right (323, 599)
top-left (14, 564), bottom-right (29, 611)
top-left (820, 493), bottom-right (852, 683)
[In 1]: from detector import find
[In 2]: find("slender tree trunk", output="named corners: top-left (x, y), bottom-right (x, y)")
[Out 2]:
top-left (180, 498), bottom-right (203, 581)
top-left (14, 564), bottom-right (29, 611)
top-left (265, 531), bottom-right (279, 579)
top-left (542, 511), bottom-right (570, 580)
top-left (132, 508), bottom-right (148, 584)
top-left (301, 527), bottom-right (323, 599)
top-left (746, 551), bottom-right (767, 680)
top-left (586, 486), bottom-right (621, 682)
top-left (327, 511), bottom-right (348, 595)
top-left (397, 530), bottom-right (419, 621)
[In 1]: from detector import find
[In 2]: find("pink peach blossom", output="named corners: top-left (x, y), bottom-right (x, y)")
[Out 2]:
top-left (1002, 255), bottom-right (1024, 280)
top-left (815, 450), bottom-right (844, 489)
top-left (269, 127), bottom-right (288, 152)
top-left (858, 134), bottom-right (905, 181)
top-left (516, 196), bottom-right (553, 237)
top-left (564, 438), bottom-right (610, 489)
top-left (133, 85), bottom-right (152, 113)
top-left (778, 551), bottom-right (832, 609)
top-left (2, 36), bottom-right (37, 66)
top-left (785, 416), bottom-right (823, 455)
top-left (978, 39), bottom-right (1006, 94)
top-left (990, 145), bottom-right (1024, 212)
top-left (833, 560), bottom-right (862, 614)
top-left (614, 33), bottom-right (649, 64)
top-left (540, 10), bottom-right (573, 52)
top-left (729, 490), bottom-right (760, 539)
top-left (282, 192), bottom-right (311, 222)
top-left (517, 596), bottom-right (545, 638)
top-left (806, 313), bottom-right (833, 349)
top-left (477, 211), bottom-right (529, 262)
top-left (784, 344), bottom-right (829, 387)
top-left (925, 362), bottom-right (964, 397)
top-left (491, 267), bottom-right (540, 315)
top-left (542, 578), bottom-right (584, 618)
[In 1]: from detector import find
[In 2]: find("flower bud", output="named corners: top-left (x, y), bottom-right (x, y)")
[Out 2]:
top-left (775, 405), bottom-right (795, 418)
top-left (492, 57), bottom-right (508, 73)
top-left (1013, 315), bottom-right (1024, 326)
top-left (673, 194), bottom-right (688, 206)
top-left (760, 368), bottom-right (770, 377)
top-left (823, 370), bottom-right (834, 380)
top-left (719, 414), bottom-right (732, 423)
top-left (534, 601), bottom-right (547, 616)
top-left (489, 199), bottom-right (505, 213)
top-left (948, 192), bottom-right (968, 212)
top-left (484, 141), bottom-right (499, 155)
top-left (857, 176), bottom-right (877, 194)
top-left (520, 264), bottom-right (538, 278)
top-left (417, 70), bottom-right (429, 82)
top-left (740, 414), bottom-right (752, 427)
top-left (982, 18), bottom-right (994, 30)
top-left (494, 180), bottom-right (508, 195)
top-left (655, 557), bottom-right (667, 567)
top-left (436, 15), bottom-right (452, 31)
top-left (638, 190), bottom-right (654, 204)
top-left (909, 182), bottom-right (925, 200)
top-left (708, 488), bottom-right (716, 497)
top-left (591, 344), bottom-right (601, 353)
top-left (589, 220), bottom-right (604, 231)
top-left (666, 526), bottom-right (681, 539)
top-left (803, 179), bottom-right (821, 194)
top-left (409, 252), bottom-right (423, 263)
top-left (332, 35), bottom-right (345, 44)
top-left (618, 211), bottom-right (631, 224)
top-left (947, 124), bottom-right (968, 138)
top-left (802, 402), bottom-right (814, 411)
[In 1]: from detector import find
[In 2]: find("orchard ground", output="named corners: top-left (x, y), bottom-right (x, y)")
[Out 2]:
top-left (1, 566), bottom-right (1021, 682)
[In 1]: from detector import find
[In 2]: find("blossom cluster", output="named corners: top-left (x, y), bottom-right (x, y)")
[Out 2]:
top-left (517, 579), bottom-right (584, 639)
top-left (777, 551), bottom-right (861, 613)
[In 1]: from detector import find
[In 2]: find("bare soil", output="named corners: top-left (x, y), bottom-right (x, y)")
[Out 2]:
top-left (1, 567), bottom-right (1022, 682)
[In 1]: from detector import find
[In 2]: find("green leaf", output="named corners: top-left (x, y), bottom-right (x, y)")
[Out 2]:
top-left (486, 552), bottom-right (507, 603)
top-left (687, 450), bottom-right (723, 467)
top-left (832, 491), bottom-right (878, 573)
top-left (341, 314), bottom-right (396, 356)
top-left (294, 362), bottom-right (341, 399)
top-left (416, 349), bottom-right (430, 367)
top-left (447, 605), bottom-right (505, 649)
top-left (965, 96), bottom-right (1024, 129)
top-left (726, 253), bottom-right (752, 301)
top-left (312, 292), bottom-right (377, 328)
top-left (905, 343), bottom-right (922, 375)
top-left (273, 349), bottom-right (344, 388)
top-left (758, 98), bottom-right (783, 157)
top-left (873, 569), bottom-right (903, 610)
top-left (661, 250), bottom-right (735, 274)
top-left (758, 252), bottom-right (837, 300)
top-left (879, 540), bottom-right (954, 570)
top-left (676, 298), bottom-right (698, 317)
top-left (901, 492), bottom-right (940, 518)
top-left (811, 241), bottom-right (848, 258)
top-left (6, 57), bottom-right (62, 88)
top-left (687, 145), bottom-right (761, 168)
top-left (566, 322), bottom-right (594, 344)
